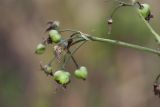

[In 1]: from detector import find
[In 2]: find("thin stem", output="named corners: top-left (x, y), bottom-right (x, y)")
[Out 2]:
top-left (111, 4), bottom-right (123, 18)
top-left (110, 3), bottom-right (133, 18)
top-left (61, 54), bottom-right (67, 70)
top-left (69, 34), bottom-right (160, 55)
top-left (68, 50), bottom-right (79, 68)
top-left (59, 29), bottom-right (160, 56)
top-left (114, 0), bottom-right (133, 6)
top-left (71, 41), bottom-right (87, 55)
top-left (62, 41), bottom-right (86, 69)
top-left (59, 29), bottom-right (80, 33)
top-left (48, 57), bottom-right (55, 66)
top-left (110, 1), bottom-right (160, 45)
top-left (85, 35), bottom-right (160, 55)
top-left (70, 38), bottom-right (85, 46)
top-left (136, 9), bottom-right (160, 45)
top-left (155, 73), bottom-right (160, 83)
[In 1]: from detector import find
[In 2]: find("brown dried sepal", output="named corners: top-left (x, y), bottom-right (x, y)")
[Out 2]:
top-left (153, 83), bottom-right (160, 97)
top-left (107, 18), bottom-right (113, 25)
top-left (54, 45), bottom-right (63, 62)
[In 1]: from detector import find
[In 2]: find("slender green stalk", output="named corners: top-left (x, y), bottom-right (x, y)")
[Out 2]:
top-left (62, 32), bottom-right (159, 56)
top-left (110, 1), bottom-right (160, 44)
top-left (59, 29), bottom-right (80, 33)
top-left (136, 9), bottom-right (160, 44)
top-left (62, 41), bottom-right (86, 69)
top-left (86, 35), bottom-right (160, 55)
top-left (68, 50), bottom-right (79, 68)
top-left (59, 31), bottom-right (160, 56)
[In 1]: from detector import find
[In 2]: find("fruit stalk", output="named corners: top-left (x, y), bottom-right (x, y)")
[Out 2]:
top-left (70, 34), bottom-right (160, 56)
top-left (137, 9), bottom-right (160, 44)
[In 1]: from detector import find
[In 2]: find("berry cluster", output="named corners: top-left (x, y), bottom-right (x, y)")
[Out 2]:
top-left (35, 1), bottom-right (160, 98)
top-left (35, 21), bottom-right (88, 88)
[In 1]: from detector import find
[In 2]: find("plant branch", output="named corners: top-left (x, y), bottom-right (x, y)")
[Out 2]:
top-left (68, 50), bottom-right (80, 69)
top-left (62, 41), bottom-right (86, 69)
top-left (109, 1), bottom-right (160, 45)
top-left (70, 34), bottom-right (160, 55)
top-left (58, 29), bottom-right (160, 56)
top-left (136, 9), bottom-right (160, 45)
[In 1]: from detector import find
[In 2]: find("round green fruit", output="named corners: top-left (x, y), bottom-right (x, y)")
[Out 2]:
top-left (138, 3), bottom-right (150, 19)
top-left (35, 43), bottom-right (46, 55)
top-left (53, 70), bottom-right (70, 85)
top-left (74, 66), bottom-right (88, 80)
top-left (49, 30), bottom-right (61, 43)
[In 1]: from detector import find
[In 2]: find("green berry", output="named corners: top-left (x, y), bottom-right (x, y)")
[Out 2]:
top-left (53, 70), bottom-right (70, 85)
top-left (74, 66), bottom-right (88, 80)
top-left (35, 43), bottom-right (46, 54)
top-left (138, 3), bottom-right (150, 19)
top-left (49, 30), bottom-right (61, 43)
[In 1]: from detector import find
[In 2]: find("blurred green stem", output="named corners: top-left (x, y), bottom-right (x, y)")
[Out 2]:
top-left (62, 41), bottom-right (86, 69)
top-left (110, 1), bottom-right (160, 44)
top-left (136, 9), bottom-right (160, 44)
top-left (73, 34), bottom-right (160, 55)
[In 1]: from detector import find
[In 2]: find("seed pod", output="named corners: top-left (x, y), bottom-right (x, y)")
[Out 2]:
top-left (49, 30), bottom-right (61, 43)
top-left (35, 43), bottom-right (46, 55)
top-left (138, 3), bottom-right (151, 19)
top-left (53, 70), bottom-right (70, 85)
top-left (74, 66), bottom-right (88, 80)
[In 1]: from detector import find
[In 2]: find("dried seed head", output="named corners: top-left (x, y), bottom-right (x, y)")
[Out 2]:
top-left (153, 83), bottom-right (160, 98)
top-left (54, 45), bottom-right (63, 62)
top-left (107, 18), bottom-right (113, 25)
top-left (107, 18), bottom-right (113, 35)
top-left (46, 21), bottom-right (60, 31)
top-left (47, 37), bottom-right (53, 44)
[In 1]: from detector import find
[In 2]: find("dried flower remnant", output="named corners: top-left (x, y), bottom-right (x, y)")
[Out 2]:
top-left (54, 45), bottom-right (63, 62)
top-left (153, 83), bottom-right (160, 97)
top-left (107, 18), bottom-right (113, 35)
top-left (46, 21), bottom-right (60, 32)
top-left (40, 62), bottom-right (53, 76)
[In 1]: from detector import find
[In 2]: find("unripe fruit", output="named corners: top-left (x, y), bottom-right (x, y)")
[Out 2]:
top-left (138, 3), bottom-right (150, 19)
top-left (49, 30), bottom-right (61, 43)
top-left (74, 66), bottom-right (88, 80)
top-left (35, 43), bottom-right (46, 54)
top-left (53, 70), bottom-right (70, 85)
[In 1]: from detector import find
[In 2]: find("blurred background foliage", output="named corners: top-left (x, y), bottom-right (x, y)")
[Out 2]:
top-left (0, 0), bottom-right (160, 107)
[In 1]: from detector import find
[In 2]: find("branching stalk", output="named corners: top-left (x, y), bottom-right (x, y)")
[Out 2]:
top-left (137, 10), bottom-right (160, 44)
top-left (70, 34), bottom-right (160, 56)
